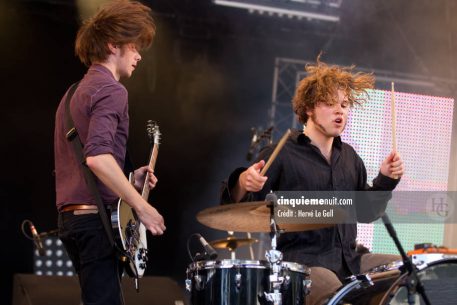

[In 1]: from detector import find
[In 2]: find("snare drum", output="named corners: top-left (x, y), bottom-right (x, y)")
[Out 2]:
top-left (186, 259), bottom-right (310, 305)
top-left (326, 255), bottom-right (457, 305)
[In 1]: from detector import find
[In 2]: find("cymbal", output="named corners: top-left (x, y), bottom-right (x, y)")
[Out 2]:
top-left (196, 201), bottom-right (334, 233)
top-left (210, 236), bottom-right (258, 251)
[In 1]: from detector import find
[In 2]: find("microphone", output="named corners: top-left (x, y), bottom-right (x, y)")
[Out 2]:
top-left (197, 234), bottom-right (218, 260)
top-left (246, 128), bottom-right (258, 161)
top-left (29, 222), bottom-right (45, 256)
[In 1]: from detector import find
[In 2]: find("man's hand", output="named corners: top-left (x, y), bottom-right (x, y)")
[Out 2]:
top-left (238, 160), bottom-right (268, 192)
top-left (133, 166), bottom-right (158, 191)
top-left (136, 203), bottom-right (166, 235)
top-left (231, 160), bottom-right (267, 202)
top-left (380, 151), bottom-right (404, 179)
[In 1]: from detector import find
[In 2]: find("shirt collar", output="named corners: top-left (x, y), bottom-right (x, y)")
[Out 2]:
top-left (293, 129), bottom-right (342, 149)
top-left (88, 64), bottom-right (116, 81)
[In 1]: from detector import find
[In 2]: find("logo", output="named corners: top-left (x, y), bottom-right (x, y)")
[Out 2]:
top-left (425, 193), bottom-right (454, 222)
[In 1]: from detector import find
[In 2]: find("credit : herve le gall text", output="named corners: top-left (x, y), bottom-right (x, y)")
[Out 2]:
top-left (277, 209), bottom-right (335, 218)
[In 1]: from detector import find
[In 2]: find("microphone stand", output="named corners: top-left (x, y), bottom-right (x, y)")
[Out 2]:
top-left (381, 213), bottom-right (431, 305)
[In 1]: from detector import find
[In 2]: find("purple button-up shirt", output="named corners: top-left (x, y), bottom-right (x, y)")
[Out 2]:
top-left (54, 64), bottom-right (129, 210)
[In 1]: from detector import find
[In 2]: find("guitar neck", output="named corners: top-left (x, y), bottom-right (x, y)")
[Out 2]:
top-left (141, 144), bottom-right (159, 200)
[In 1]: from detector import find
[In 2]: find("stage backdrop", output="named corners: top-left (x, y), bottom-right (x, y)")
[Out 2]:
top-left (341, 89), bottom-right (454, 254)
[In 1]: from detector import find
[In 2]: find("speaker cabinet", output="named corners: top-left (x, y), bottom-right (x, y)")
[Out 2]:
top-left (12, 274), bottom-right (186, 305)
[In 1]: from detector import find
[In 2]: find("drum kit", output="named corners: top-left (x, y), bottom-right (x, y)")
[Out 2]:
top-left (186, 199), bottom-right (457, 305)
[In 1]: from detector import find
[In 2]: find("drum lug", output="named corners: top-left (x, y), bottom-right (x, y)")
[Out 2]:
top-left (303, 279), bottom-right (312, 296)
top-left (194, 274), bottom-right (205, 291)
top-left (356, 274), bottom-right (374, 289)
top-left (283, 274), bottom-right (291, 287)
top-left (264, 291), bottom-right (283, 305)
top-left (235, 272), bottom-right (242, 289)
top-left (185, 268), bottom-right (192, 292)
top-left (185, 278), bottom-right (192, 292)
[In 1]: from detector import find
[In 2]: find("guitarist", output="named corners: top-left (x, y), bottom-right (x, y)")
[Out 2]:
top-left (54, 1), bottom-right (165, 305)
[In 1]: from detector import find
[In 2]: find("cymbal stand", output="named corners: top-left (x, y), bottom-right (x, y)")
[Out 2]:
top-left (227, 231), bottom-right (236, 260)
top-left (264, 194), bottom-right (284, 305)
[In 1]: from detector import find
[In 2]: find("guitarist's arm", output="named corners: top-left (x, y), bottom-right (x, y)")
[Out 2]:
top-left (86, 153), bottom-right (166, 235)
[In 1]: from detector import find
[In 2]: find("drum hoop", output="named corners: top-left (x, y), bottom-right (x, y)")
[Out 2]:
top-left (281, 261), bottom-right (311, 274)
top-left (188, 259), bottom-right (310, 274)
top-left (188, 259), bottom-right (268, 270)
top-left (413, 255), bottom-right (457, 270)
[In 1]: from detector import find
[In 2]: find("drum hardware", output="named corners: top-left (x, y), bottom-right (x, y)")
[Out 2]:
top-left (191, 190), bottom-right (313, 305)
top-left (235, 270), bottom-right (242, 289)
top-left (326, 274), bottom-right (374, 305)
top-left (381, 213), bottom-right (431, 305)
top-left (185, 277), bottom-right (192, 292)
top-left (193, 273), bottom-right (204, 291)
top-left (264, 193), bottom-right (286, 305)
top-left (411, 253), bottom-right (457, 268)
top-left (186, 260), bottom-right (310, 305)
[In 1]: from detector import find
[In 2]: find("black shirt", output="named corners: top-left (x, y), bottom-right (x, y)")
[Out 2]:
top-left (221, 130), bottom-right (399, 278)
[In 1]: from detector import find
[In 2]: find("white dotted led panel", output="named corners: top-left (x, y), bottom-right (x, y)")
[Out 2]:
top-left (342, 89), bottom-right (454, 254)
top-left (34, 236), bottom-right (74, 276)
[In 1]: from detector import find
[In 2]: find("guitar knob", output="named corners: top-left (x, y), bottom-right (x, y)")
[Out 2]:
top-left (139, 263), bottom-right (146, 269)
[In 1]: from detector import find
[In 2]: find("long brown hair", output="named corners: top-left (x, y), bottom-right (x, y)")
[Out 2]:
top-left (292, 55), bottom-right (375, 124)
top-left (75, 0), bottom-right (156, 67)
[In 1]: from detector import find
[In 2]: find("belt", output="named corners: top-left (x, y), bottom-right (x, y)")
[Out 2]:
top-left (61, 204), bottom-right (98, 214)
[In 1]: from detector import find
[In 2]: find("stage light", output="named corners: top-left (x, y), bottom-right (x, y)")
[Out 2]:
top-left (213, 0), bottom-right (342, 22)
top-left (34, 236), bottom-right (74, 276)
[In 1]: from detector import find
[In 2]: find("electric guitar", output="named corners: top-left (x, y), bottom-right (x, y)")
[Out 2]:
top-left (111, 120), bottom-right (160, 278)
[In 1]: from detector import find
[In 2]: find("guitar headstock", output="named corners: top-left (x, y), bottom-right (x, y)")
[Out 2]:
top-left (146, 120), bottom-right (161, 145)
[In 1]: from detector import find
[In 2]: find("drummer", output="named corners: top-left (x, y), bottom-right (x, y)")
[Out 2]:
top-left (220, 56), bottom-right (404, 305)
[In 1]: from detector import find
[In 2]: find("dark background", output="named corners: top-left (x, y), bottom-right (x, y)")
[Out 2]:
top-left (1, 0), bottom-right (457, 304)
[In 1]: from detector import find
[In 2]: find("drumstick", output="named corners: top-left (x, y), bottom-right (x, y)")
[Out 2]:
top-left (260, 129), bottom-right (291, 176)
top-left (391, 82), bottom-right (399, 179)
top-left (391, 82), bottom-right (397, 152)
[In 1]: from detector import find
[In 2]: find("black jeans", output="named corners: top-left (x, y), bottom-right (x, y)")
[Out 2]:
top-left (58, 211), bottom-right (124, 305)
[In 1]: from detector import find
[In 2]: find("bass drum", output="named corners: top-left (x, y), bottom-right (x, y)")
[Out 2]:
top-left (381, 256), bottom-right (457, 305)
top-left (326, 255), bottom-right (457, 305)
top-left (186, 259), bottom-right (310, 305)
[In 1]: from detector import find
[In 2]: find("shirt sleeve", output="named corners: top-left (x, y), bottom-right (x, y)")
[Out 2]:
top-left (84, 85), bottom-right (128, 158)
top-left (355, 154), bottom-right (400, 222)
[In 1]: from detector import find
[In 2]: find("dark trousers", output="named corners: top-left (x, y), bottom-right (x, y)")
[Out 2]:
top-left (58, 211), bottom-right (124, 305)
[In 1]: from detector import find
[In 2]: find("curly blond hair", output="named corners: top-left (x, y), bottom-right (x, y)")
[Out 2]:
top-left (292, 56), bottom-right (375, 124)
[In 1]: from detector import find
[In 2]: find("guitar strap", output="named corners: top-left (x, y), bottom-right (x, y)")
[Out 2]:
top-left (63, 82), bottom-right (116, 248)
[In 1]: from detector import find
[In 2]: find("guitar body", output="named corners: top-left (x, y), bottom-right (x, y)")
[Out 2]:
top-left (111, 121), bottom-right (160, 278)
top-left (111, 173), bottom-right (148, 277)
